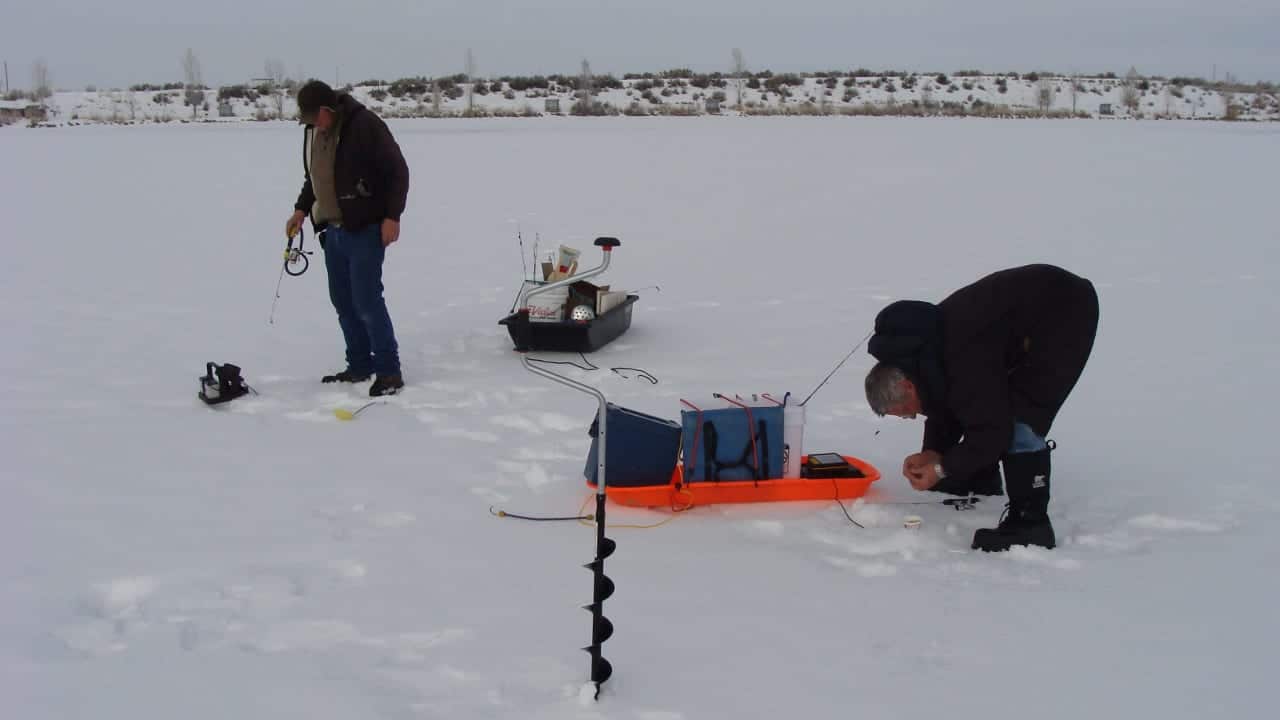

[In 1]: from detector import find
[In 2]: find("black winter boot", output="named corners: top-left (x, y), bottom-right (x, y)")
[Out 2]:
top-left (322, 369), bottom-right (372, 383)
top-left (932, 462), bottom-right (1004, 497)
top-left (972, 449), bottom-right (1055, 551)
top-left (369, 374), bottom-right (404, 397)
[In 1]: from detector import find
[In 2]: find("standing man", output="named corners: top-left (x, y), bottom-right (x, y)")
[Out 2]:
top-left (285, 80), bottom-right (409, 397)
top-left (863, 265), bottom-right (1099, 551)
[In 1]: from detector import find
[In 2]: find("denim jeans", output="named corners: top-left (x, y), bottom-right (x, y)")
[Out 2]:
top-left (1009, 422), bottom-right (1048, 454)
top-left (321, 224), bottom-right (400, 377)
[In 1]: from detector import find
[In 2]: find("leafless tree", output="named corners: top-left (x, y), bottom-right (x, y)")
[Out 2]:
top-left (731, 48), bottom-right (747, 110)
top-left (465, 48), bottom-right (476, 113)
top-left (265, 58), bottom-right (287, 118)
top-left (920, 81), bottom-right (933, 110)
top-left (1068, 75), bottom-right (1080, 114)
top-left (1121, 66), bottom-right (1141, 114)
top-left (432, 79), bottom-right (442, 116)
top-left (575, 58), bottom-right (595, 115)
top-left (182, 48), bottom-right (204, 118)
top-left (32, 59), bottom-right (51, 101)
top-left (1037, 76), bottom-right (1055, 114)
top-left (1220, 81), bottom-right (1238, 120)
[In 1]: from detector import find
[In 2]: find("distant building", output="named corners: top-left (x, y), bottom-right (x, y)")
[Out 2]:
top-left (704, 98), bottom-right (721, 114)
top-left (1099, 103), bottom-right (1114, 116)
top-left (544, 98), bottom-right (561, 114)
top-left (0, 100), bottom-right (47, 124)
top-left (218, 101), bottom-right (235, 118)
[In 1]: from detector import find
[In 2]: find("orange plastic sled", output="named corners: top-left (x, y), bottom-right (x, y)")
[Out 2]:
top-left (587, 455), bottom-right (880, 508)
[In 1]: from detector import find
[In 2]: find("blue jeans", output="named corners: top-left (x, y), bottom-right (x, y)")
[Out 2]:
top-left (322, 224), bottom-right (400, 377)
top-left (1009, 422), bottom-right (1048, 454)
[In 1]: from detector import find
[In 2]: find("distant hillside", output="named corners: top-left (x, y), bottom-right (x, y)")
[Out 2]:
top-left (13, 70), bottom-right (1279, 126)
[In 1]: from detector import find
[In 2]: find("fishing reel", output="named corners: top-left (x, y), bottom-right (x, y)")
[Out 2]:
top-left (943, 496), bottom-right (981, 511)
top-left (270, 225), bottom-right (315, 324)
top-left (284, 225), bottom-right (313, 277)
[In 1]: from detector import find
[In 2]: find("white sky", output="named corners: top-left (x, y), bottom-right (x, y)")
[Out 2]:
top-left (4, 0), bottom-right (1277, 90)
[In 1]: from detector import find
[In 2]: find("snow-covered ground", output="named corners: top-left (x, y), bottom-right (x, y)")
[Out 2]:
top-left (22, 73), bottom-right (1280, 125)
top-left (3, 117), bottom-right (1278, 719)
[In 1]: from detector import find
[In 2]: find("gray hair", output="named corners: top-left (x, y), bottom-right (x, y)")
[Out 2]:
top-left (865, 362), bottom-right (910, 416)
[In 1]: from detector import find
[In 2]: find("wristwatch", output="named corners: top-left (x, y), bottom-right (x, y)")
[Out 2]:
top-left (934, 463), bottom-right (947, 480)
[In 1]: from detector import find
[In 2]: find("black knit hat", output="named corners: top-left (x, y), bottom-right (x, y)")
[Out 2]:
top-left (296, 80), bottom-right (338, 125)
top-left (867, 300), bottom-right (947, 414)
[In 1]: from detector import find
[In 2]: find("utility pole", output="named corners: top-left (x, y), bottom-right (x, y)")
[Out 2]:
top-left (3, 61), bottom-right (8, 95)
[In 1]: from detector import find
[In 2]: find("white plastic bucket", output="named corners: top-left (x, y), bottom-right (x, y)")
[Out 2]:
top-left (523, 281), bottom-right (570, 323)
top-left (783, 403), bottom-right (806, 478)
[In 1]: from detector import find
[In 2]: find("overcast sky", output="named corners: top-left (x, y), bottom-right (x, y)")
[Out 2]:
top-left (4, 1), bottom-right (1277, 90)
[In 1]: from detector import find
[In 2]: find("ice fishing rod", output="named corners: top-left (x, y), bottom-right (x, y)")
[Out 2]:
top-left (269, 225), bottom-right (314, 325)
top-left (875, 494), bottom-right (982, 510)
top-left (833, 494), bottom-right (983, 528)
top-left (800, 329), bottom-right (874, 406)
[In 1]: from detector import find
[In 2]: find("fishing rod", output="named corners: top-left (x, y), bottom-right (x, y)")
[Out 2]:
top-left (800, 329), bottom-right (873, 406)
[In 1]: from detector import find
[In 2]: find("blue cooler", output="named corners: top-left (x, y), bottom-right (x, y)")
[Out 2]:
top-left (680, 402), bottom-right (784, 482)
top-left (585, 404), bottom-right (682, 488)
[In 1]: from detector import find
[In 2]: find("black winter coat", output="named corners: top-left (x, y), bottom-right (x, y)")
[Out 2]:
top-left (870, 264), bottom-right (1098, 479)
top-left (294, 94), bottom-right (409, 231)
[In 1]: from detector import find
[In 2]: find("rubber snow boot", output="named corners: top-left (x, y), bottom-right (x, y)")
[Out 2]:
top-left (369, 374), bottom-right (404, 397)
top-left (972, 449), bottom-right (1055, 551)
top-left (322, 369), bottom-right (372, 383)
top-left (932, 462), bottom-right (1004, 497)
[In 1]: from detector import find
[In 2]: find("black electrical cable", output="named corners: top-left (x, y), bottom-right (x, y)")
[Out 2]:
top-left (610, 367), bottom-right (658, 384)
top-left (526, 353), bottom-right (659, 384)
top-left (831, 477), bottom-right (866, 528)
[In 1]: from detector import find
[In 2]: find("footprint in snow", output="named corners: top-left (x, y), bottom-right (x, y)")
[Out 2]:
top-left (1127, 514), bottom-right (1224, 533)
top-left (824, 555), bottom-right (899, 577)
top-left (492, 414), bottom-right (545, 435)
top-left (470, 486), bottom-right (510, 503)
top-left (55, 576), bottom-right (158, 656)
top-left (374, 511), bottom-right (416, 529)
top-left (537, 412), bottom-right (581, 432)
top-left (748, 520), bottom-right (786, 538)
top-left (495, 460), bottom-right (558, 490)
top-left (432, 426), bottom-right (500, 443)
top-left (239, 619), bottom-right (369, 654)
top-left (1002, 545), bottom-right (1082, 570)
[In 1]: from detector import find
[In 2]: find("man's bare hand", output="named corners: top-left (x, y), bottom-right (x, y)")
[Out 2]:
top-left (903, 450), bottom-right (943, 491)
top-left (286, 209), bottom-right (306, 240)
top-left (381, 218), bottom-right (400, 247)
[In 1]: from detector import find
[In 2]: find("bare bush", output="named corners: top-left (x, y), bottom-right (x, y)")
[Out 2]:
top-left (265, 59), bottom-right (287, 118)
